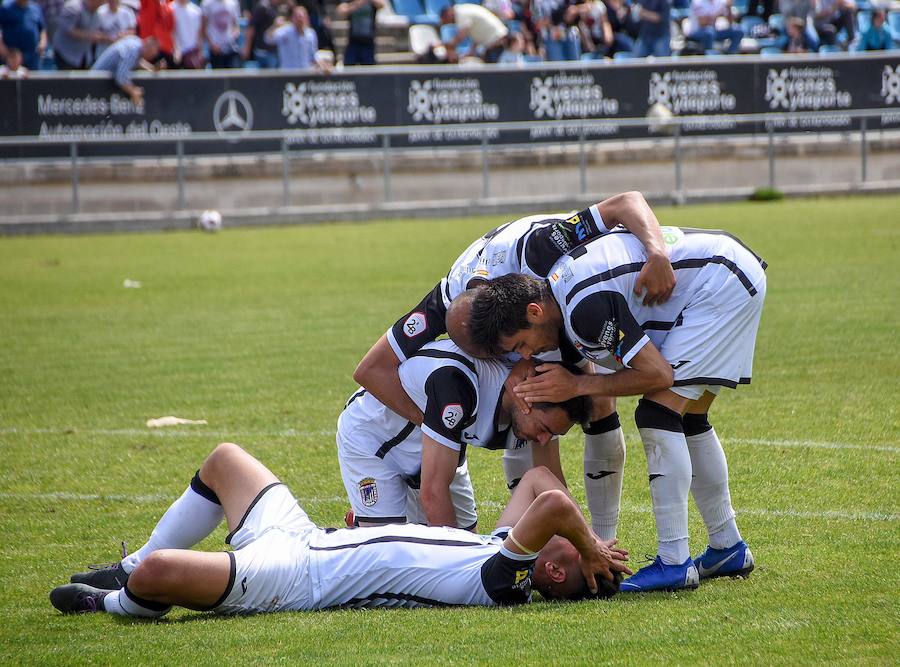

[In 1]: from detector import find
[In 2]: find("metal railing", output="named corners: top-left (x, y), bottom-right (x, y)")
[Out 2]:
top-left (1, 107), bottom-right (895, 215)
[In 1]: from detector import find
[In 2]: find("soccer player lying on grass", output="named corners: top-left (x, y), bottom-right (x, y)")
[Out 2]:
top-left (338, 338), bottom-right (589, 530)
top-left (51, 443), bottom-right (631, 615)
top-left (451, 225), bottom-right (766, 593)
top-left (353, 191), bottom-right (677, 542)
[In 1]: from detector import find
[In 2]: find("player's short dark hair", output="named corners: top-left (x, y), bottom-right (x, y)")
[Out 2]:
top-left (531, 362), bottom-right (590, 425)
top-left (469, 274), bottom-right (550, 357)
top-left (571, 571), bottom-right (622, 601)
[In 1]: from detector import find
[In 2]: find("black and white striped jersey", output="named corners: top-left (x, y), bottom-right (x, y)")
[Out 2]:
top-left (308, 524), bottom-right (536, 609)
top-left (386, 205), bottom-right (610, 362)
top-left (341, 340), bottom-right (514, 481)
top-left (547, 226), bottom-right (768, 367)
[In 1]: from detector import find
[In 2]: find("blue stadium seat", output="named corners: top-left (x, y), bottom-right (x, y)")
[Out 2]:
top-left (887, 11), bottom-right (900, 39)
top-left (760, 45), bottom-right (783, 55)
top-left (424, 0), bottom-right (451, 19)
top-left (613, 50), bottom-right (636, 60)
top-left (523, 53), bottom-right (543, 63)
top-left (740, 15), bottom-right (764, 35)
top-left (392, 0), bottom-right (435, 24)
top-left (857, 10), bottom-right (872, 34)
top-left (818, 43), bottom-right (841, 53)
top-left (732, 0), bottom-right (749, 16)
top-left (768, 13), bottom-right (784, 33)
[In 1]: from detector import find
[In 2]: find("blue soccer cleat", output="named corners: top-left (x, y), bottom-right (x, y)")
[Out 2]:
top-left (693, 541), bottom-right (755, 580)
top-left (619, 556), bottom-right (700, 593)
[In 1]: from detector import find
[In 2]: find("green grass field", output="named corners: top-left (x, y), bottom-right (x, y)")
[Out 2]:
top-left (1, 196), bottom-right (898, 665)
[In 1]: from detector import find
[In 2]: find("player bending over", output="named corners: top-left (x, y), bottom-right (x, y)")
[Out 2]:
top-left (51, 443), bottom-right (631, 615)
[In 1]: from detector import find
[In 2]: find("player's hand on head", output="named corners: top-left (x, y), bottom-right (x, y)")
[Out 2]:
top-left (634, 253), bottom-right (676, 306)
top-left (513, 364), bottom-right (578, 405)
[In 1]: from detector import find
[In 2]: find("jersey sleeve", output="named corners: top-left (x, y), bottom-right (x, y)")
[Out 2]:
top-left (569, 291), bottom-right (649, 367)
top-left (479, 544), bottom-right (536, 606)
top-left (521, 206), bottom-right (609, 277)
top-left (386, 283), bottom-right (448, 362)
top-left (421, 366), bottom-right (477, 451)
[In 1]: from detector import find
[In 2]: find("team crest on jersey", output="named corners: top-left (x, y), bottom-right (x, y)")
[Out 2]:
top-left (598, 320), bottom-right (618, 349)
top-left (403, 312), bottom-right (427, 338)
top-left (661, 226), bottom-right (684, 246)
top-left (441, 404), bottom-right (464, 429)
top-left (491, 250), bottom-right (507, 266)
top-left (358, 478), bottom-right (378, 507)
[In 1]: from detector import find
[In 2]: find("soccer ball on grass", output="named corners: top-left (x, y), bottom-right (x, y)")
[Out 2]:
top-left (198, 209), bottom-right (223, 233)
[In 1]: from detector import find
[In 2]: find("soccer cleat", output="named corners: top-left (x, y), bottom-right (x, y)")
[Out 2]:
top-left (693, 541), bottom-right (755, 580)
top-left (70, 561), bottom-right (130, 590)
top-left (619, 556), bottom-right (700, 593)
top-left (50, 583), bottom-right (111, 614)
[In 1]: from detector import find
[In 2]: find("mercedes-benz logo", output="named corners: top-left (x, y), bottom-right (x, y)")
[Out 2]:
top-left (213, 90), bottom-right (253, 137)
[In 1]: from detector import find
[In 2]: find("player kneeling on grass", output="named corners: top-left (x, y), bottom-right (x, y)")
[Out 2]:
top-left (339, 339), bottom-right (589, 531)
top-left (51, 443), bottom-right (631, 615)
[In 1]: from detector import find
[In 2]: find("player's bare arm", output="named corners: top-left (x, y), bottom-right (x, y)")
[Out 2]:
top-left (499, 470), bottom-right (631, 591)
top-left (514, 344), bottom-right (674, 404)
top-left (596, 191), bottom-right (676, 306)
top-left (353, 334), bottom-right (424, 426)
top-left (419, 434), bottom-right (462, 527)
top-left (530, 438), bottom-right (566, 487)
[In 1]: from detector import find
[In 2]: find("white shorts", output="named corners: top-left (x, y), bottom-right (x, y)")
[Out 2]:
top-left (337, 427), bottom-right (478, 529)
top-left (214, 484), bottom-right (317, 614)
top-left (659, 265), bottom-right (767, 401)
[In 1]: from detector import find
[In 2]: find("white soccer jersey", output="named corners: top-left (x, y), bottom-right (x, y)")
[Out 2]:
top-left (547, 226), bottom-right (767, 387)
top-left (386, 205), bottom-right (610, 362)
top-left (341, 339), bottom-right (513, 466)
top-left (308, 523), bottom-right (535, 609)
top-left (216, 485), bottom-right (536, 613)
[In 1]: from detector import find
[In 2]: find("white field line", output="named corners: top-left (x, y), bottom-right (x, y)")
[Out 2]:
top-left (1, 427), bottom-right (897, 453)
top-left (1, 492), bottom-right (896, 523)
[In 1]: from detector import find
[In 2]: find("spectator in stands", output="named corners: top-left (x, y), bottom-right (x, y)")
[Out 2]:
top-left (855, 7), bottom-right (894, 50)
top-left (605, 0), bottom-right (639, 51)
top-left (533, 0), bottom-right (581, 60)
top-left (0, 0), bottom-right (46, 69)
top-left (813, 0), bottom-right (854, 47)
top-left (686, 0), bottom-right (743, 53)
top-left (138, 0), bottom-right (174, 67)
top-left (498, 28), bottom-right (526, 63)
top-left (633, 0), bottom-right (671, 56)
top-left (242, 0), bottom-right (277, 67)
top-left (201, 0), bottom-right (241, 68)
top-left (266, 5), bottom-right (318, 69)
top-left (440, 3), bottom-right (508, 62)
top-left (574, 0), bottom-right (631, 57)
top-left (171, 0), bottom-right (204, 68)
top-left (91, 34), bottom-right (158, 104)
top-left (95, 0), bottom-right (135, 57)
top-left (779, 0), bottom-right (818, 49)
top-left (51, 0), bottom-right (104, 68)
top-left (299, 0), bottom-right (334, 55)
top-left (784, 14), bottom-right (811, 49)
top-left (37, 0), bottom-right (64, 42)
top-left (335, 0), bottom-right (384, 66)
top-left (0, 45), bottom-right (29, 75)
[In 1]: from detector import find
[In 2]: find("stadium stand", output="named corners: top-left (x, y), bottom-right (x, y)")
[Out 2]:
top-left (3, 0), bottom-right (898, 75)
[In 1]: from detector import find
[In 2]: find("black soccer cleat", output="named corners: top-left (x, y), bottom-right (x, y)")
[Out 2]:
top-left (70, 561), bottom-right (130, 590)
top-left (50, 583), bottom-right (111, 614)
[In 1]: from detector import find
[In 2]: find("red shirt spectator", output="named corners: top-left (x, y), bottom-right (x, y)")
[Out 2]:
top-left (138, 0), bottom-right (173, 59)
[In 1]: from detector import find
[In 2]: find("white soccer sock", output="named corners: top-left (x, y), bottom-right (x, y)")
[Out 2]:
top-left (582, 414), bottom-right (626, 541)
top-left (635, 400), bottom-right (691, 565)
top-left (121, 471), bottom-right (224, 573)
top-left (685, 417), bottom-right (742, 550)
top-left (502, 440), bottom-right (533, 492)
top-left (103, 588), bottom-right (170, 618)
